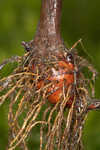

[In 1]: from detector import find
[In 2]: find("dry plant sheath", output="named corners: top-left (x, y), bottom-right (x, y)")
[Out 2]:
top-left (0, 0), bottom-right (100, 150)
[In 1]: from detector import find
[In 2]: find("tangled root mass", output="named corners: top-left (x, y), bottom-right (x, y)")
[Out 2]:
top-left (0, 43), bottom-right (98, 150)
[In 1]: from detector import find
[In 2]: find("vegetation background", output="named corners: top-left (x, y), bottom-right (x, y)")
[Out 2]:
top-left (0, 0), bottom-right (100, 150)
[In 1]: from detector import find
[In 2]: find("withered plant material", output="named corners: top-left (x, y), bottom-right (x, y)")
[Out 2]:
top-left (0, 0), bottom-right (100, 150)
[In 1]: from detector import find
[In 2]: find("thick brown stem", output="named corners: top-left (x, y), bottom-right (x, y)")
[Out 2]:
top-left (33, 0), bottom-right (64, 54)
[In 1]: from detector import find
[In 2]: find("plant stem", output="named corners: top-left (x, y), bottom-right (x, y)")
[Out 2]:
top-left (33, 0), bottom-right (64, 54)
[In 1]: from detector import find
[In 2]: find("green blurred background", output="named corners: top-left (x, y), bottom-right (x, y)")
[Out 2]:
top-left (0, 0), bottom-right (100, 150)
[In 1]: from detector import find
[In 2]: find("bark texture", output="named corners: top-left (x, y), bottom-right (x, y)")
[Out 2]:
top-left (33, 0), bottom-right (65, 55)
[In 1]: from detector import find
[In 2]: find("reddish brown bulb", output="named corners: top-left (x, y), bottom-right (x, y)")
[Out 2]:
top-left (33, 52), bottom-right (98, 110)
top-left (36, 52), bottom-right (75, 105)
top-left (47, 59), bottom-right (74, 104)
